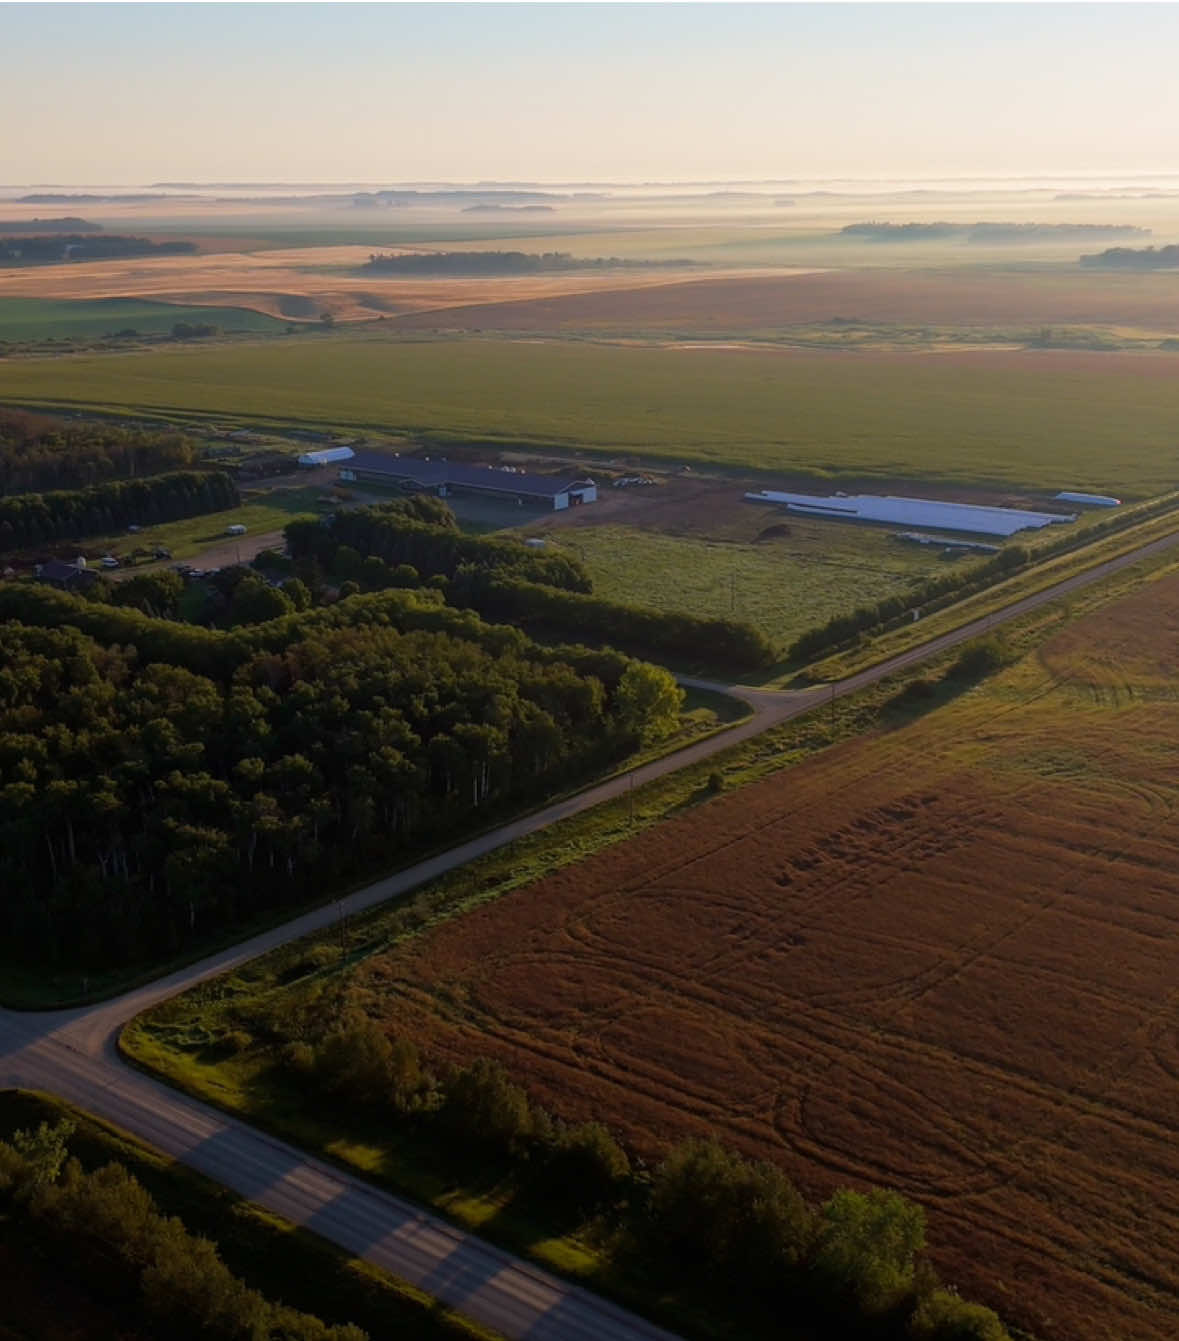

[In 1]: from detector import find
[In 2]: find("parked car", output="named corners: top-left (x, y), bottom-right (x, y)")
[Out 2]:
top-left (226, 523), bottom-right (248, 536)
top-left (100, 555), bottom-right (120, 569)
top-left (154, 546), bottom-right (172, 560)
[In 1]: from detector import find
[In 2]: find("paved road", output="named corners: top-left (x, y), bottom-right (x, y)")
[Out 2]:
top-left (3, 523), bottom-right (1178, 1340)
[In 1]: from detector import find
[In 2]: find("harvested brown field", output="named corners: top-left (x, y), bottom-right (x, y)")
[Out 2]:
top-left (389, 267), bottom-right (1179, 335)
top-left (363, 575), bottom-right (1179, 1341)
top-left (0, 245), bottom-right (772, 324)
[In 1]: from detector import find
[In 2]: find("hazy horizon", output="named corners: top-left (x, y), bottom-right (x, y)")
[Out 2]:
top-left (5, 3), bottom-right (1179, 184)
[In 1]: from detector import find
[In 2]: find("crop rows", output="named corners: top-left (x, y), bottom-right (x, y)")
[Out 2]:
top-left (364, 574), bottom-right (1179, 1341)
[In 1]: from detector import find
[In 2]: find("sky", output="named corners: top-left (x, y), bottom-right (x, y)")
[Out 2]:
top-left (4, 2), bottom-right (1179, 184)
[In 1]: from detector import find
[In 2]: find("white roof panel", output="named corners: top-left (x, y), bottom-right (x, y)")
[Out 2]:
top-left (745, 491), bottom-right (1076, 538)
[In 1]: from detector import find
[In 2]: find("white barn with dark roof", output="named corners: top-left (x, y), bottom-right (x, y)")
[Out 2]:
top-left (338, 451), bottom-right (596, 511)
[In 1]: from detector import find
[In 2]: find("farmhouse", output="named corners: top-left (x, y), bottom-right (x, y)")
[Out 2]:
top-left (338, 450), bottom-right (597, 511)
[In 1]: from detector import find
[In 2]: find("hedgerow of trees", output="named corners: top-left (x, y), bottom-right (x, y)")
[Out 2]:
top-left (0, 469), bottom-right (238, 550)
top-left (450, 567), bottom-right (776, 672)
top-left (0, 234), bottom-right (197, 266)
top-left (258, 993), bottom-right (1011, 1341)
top-left (0, 1119), bottom-right (366, 1341)
top-left (286, 504), bottom-right (776, 673)
top-left (287, 505), bottom-right (593, 592)
top-left (787, 489), bottom-right (1179, 664)
top-left (0, 409), bottom-right (201, 494)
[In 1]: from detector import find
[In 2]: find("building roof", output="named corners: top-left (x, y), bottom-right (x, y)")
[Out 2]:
top-left (344, 451), bottom-right (582, 498)
top-left (38, 558), bottom-right (85, 582)
top-left (745, 490), bottom-right (1076, 539)
top-left (298, 446), bottom-right (356, 466)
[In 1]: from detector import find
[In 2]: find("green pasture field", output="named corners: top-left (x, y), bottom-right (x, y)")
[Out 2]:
top-left (544, 522), bottom-right (946, 654)
top-left (73, 483), bottom-right (322, 564)
top-left (0, 1090), bottom-right (501, 1341)
top-left (3, 336), bottom-right (1179, 493)
top-left (0, 296), bottom-right (283, 341)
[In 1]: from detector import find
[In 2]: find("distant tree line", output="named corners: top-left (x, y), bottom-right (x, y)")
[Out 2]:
top-left (0, 216), bottom-right (102, 234)
top-left (0, 1119), bottom-right (366, 1341)
top-left (843, 221), bottom-right (1148, 243)
top-left (0, 410), bottom-right (201, 494)
top-left (264, 997), bottom-right (1010, 1341)
top-left (0, 234), bottom-right (197, 266)
top-left (361, 250), bottom-right (689, 275)
top-left (0, 469), bottom-right (237, 551)
top-left (0, 592), bottom-right (681, 968)
top-left (1080, 243), bottom-right (1179, 269)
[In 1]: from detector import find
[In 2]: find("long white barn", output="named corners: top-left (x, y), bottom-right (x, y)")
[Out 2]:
top-left (745, 490), bottom-right (1077, 538)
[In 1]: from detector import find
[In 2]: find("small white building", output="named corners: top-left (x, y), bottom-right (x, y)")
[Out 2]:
top-left (298, 446), bottom-right (356, 469)
top-left (1054, 491), bottom-right (1120, 508)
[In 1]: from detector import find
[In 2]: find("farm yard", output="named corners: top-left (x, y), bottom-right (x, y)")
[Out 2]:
top-left (348, 572), bottom-right (1179, 1341)
top-left (4, 337), bottom-right (1179, 493)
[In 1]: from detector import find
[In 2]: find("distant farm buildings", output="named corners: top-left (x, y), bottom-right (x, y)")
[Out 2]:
top-left (338, 451), bottom-right (597, 511)
top-left (1054, 491), bottom-right (1121, 508)
top-left (745, 490), bottom-right (1078, 538)
top-left (298, 446), bottom-right (357, 468)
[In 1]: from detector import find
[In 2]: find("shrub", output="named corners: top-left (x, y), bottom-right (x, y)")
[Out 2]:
top-left (947, 636), bottom-right (1011, 680)
top-left (547, 1121), bottom-right (630, 1211)
top-left (909, 1289), bottom-right (1011, 1340)
top-left (811, 1187), bottom-right (926, 1316)
top-left (440, 1057), bottom-right (533, 1152)
top-left (644, 1139), bottom-right (814, 1290)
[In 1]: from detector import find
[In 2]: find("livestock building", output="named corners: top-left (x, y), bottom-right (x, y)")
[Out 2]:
top-left (298, 446), bottom-right (356, 468)
top-left (745, 490), bottom-right (1076, 538)
top-left (338, 451), bottom-right (597, 511)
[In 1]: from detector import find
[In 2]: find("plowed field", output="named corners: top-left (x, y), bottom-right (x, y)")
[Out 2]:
top-left (364, 575), bottom-right (1179, 1341)
top-left (389, 267), bottom-right (1179, 336)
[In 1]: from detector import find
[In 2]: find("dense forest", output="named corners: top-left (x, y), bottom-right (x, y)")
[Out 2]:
top-left (0, 410), bottom-right (201, 493)
top-left (0, 592), bottom-right (680, 968)
top-left (0, 469), bottom-right (238, 550)
top-left (1080, 243), bottom-right (1179, 269)
top-left (0, 234), bottom-right (198, 265)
